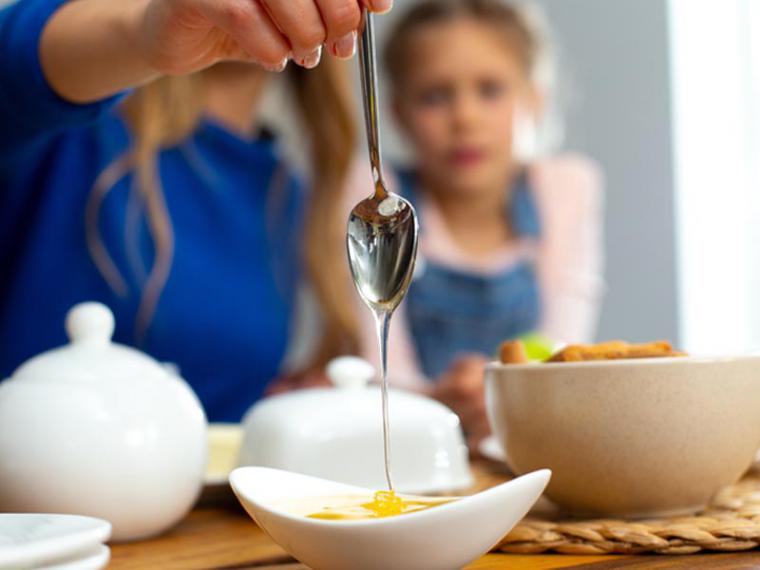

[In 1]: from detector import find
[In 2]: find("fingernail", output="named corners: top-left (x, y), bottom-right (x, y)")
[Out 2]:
top-left (332, 31), bottom-right (356, 59)
top-left (262, 57), bottom-right (289, 73)
top-left (299, 46), bottom-right (322, 69)
top-left (369, 0), bottom-right (393, 14)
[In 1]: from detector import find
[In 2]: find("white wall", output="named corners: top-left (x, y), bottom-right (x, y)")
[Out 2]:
top-left (669, 0), bottom-right (760, 355)
top-left (374, 0), bottom-right (680, 344)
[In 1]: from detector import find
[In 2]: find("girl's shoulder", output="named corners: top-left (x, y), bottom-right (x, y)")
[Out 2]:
top-left (528, 152), bottom-right (604, 226)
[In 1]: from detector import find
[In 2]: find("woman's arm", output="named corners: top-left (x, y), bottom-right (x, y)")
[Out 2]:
top-left (40, 0), bottom-right (388, 104)
top-left (38, 0), bottom-right (158, 104)
top-left (0, 0), bottom-right (387, 152)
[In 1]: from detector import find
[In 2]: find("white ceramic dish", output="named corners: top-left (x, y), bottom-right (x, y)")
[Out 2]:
top-left (478, 435), bottom-right (508, 464)
top-left (39, 545), bottom-right (110, 570)
top-left (205, 423), bottom-right (244, 486)
top-left (0, 514), bottom-right (110, 569)
top-left (229, 466), bottom-right (550, 570)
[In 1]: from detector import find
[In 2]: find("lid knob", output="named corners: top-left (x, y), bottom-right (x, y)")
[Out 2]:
top-left (326, 356), bottom-right (376, 389)
top-left (65, 302), bottom-right (115, 345)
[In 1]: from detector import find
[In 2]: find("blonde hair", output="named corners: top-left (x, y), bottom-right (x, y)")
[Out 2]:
top-left (88, 59), bottom-right (359, 367)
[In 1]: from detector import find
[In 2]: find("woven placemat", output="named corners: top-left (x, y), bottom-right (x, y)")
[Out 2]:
top-left (497, 467), bottom-right (760, 555)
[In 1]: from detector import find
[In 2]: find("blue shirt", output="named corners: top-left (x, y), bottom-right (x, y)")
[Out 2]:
top-left (0, 0), bottom-right (304, 421)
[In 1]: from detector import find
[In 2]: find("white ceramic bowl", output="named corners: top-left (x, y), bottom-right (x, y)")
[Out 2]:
top-left (205, 423), bottom-right (244, 485)
top-left (230, 466), bottom-right (550, 570)
top-left (485, 355), bottom-right (760, 517)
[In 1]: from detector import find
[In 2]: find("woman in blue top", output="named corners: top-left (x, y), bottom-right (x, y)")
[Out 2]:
top-left (0, 0), bottom-right (391, 421)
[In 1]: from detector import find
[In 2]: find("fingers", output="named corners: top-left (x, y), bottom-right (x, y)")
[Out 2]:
top-left (450, 383), bottom-right (486, 420)
top-left (439, 354), bottom-right (487, 382)
top-left (315, 0), bottom-right (361, 58)
top-left (431, 354), bottom-right (489, 448)
top-left (362, 0), bottom-right (393, 14)
top-left (191, 0), bottom-right (388, 71)
top-left (433, 387), bottom-right (485, 428)
top-left (259, 0), bottom-right (327, 68)
top-left (452, 353), bottom-right (490, 368)
top-left (448, 355), bottom-right (487, 389)
top-left (258, 0), bottom-right (388, 68)
top-left (205, 0), bottom-right (290, 70)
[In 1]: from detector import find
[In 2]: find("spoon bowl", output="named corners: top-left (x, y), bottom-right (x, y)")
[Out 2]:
top-left (347, 193), bottom-right (418, 312)
top-left (229, 466), bottom-right (550, 570)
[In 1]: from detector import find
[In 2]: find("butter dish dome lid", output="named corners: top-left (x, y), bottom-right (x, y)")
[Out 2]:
top-left (237, 356), bottom-right (473, 493)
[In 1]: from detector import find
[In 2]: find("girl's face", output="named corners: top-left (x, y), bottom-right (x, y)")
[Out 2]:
top-left (394, 19), bottom-right (538, 195)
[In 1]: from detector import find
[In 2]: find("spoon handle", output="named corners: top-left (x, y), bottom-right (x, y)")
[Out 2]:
top-left (358, 11), bottom-right (388, 200)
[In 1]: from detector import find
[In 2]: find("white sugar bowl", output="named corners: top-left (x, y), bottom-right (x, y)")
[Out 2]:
top-left (238, 357), bottom-right (473, 493)
top-left (0, 302), bottom-right (207, 541)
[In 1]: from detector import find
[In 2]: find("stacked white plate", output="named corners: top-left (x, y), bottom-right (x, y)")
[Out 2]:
top-left (0, 514), bottom-right (111, 570)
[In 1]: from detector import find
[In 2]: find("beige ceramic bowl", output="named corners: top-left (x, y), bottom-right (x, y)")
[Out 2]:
top-left (485, 356), bottom-right (760, 517)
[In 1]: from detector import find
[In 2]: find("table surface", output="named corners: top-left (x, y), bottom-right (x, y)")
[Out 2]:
top-left (110, 462), bottom-right (760, 570)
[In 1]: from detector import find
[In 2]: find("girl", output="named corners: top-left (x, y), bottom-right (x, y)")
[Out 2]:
top-left (358, 0), bottom-right (604, 445)
top-left (0, 0), bottom-right (389, 421)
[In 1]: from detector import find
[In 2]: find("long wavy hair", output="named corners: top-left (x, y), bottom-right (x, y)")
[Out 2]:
top-left (87, 58), bottom-right (359, 367)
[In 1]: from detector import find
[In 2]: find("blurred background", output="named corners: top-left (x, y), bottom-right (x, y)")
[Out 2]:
top-left (276, 0), bottom-right (760, 355)
top-left (373, 0), bottom-right (683, 347)
top-left (374, 0), bottom-right (759, 355)
top-left (4, 0), bottom-right (758, 355)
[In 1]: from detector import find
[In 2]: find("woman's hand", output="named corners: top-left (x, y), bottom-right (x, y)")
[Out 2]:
top-left (428, 355), bottom-right (491, 453)
top-left (40, 0), bottom-right (390, 103)
top-left (141, 0), bottom-right (389, 73)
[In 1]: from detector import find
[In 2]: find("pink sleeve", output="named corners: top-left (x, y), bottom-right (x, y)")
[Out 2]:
top-left (531, 154), bottom-right (606, 344)
top-left (344, 158), bottom-right (429, 388)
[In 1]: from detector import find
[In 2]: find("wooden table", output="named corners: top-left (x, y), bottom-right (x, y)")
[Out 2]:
top-left (110, 462), bottom-right (760, 569)
top-left (109, 506), bottom-right (760, 569)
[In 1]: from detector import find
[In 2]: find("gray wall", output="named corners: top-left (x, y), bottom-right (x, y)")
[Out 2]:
top-left (375, 0), bottom-right (680, 344)
top-left (536, 0), bottom-right (678, 343)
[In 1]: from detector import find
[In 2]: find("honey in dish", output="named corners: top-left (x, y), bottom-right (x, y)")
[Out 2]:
top-left (278, 490), bottom-right (453, 521)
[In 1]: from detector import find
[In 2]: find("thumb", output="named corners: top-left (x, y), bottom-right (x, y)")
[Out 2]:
top-left (451, 354), bottom-right (489, 373)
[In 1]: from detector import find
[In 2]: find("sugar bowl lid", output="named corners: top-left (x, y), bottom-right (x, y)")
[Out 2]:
top-left (238, 356), bottom-right (473, 493)
top-left (9, 302), bottom-right (172, 385)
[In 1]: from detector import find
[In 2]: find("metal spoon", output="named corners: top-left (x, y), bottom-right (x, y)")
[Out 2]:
top-left (346, 11), bottom-right (419, 491)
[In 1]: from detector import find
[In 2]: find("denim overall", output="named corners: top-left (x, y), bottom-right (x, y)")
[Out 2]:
top-left (398, 171), bottom-right (542, 379)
